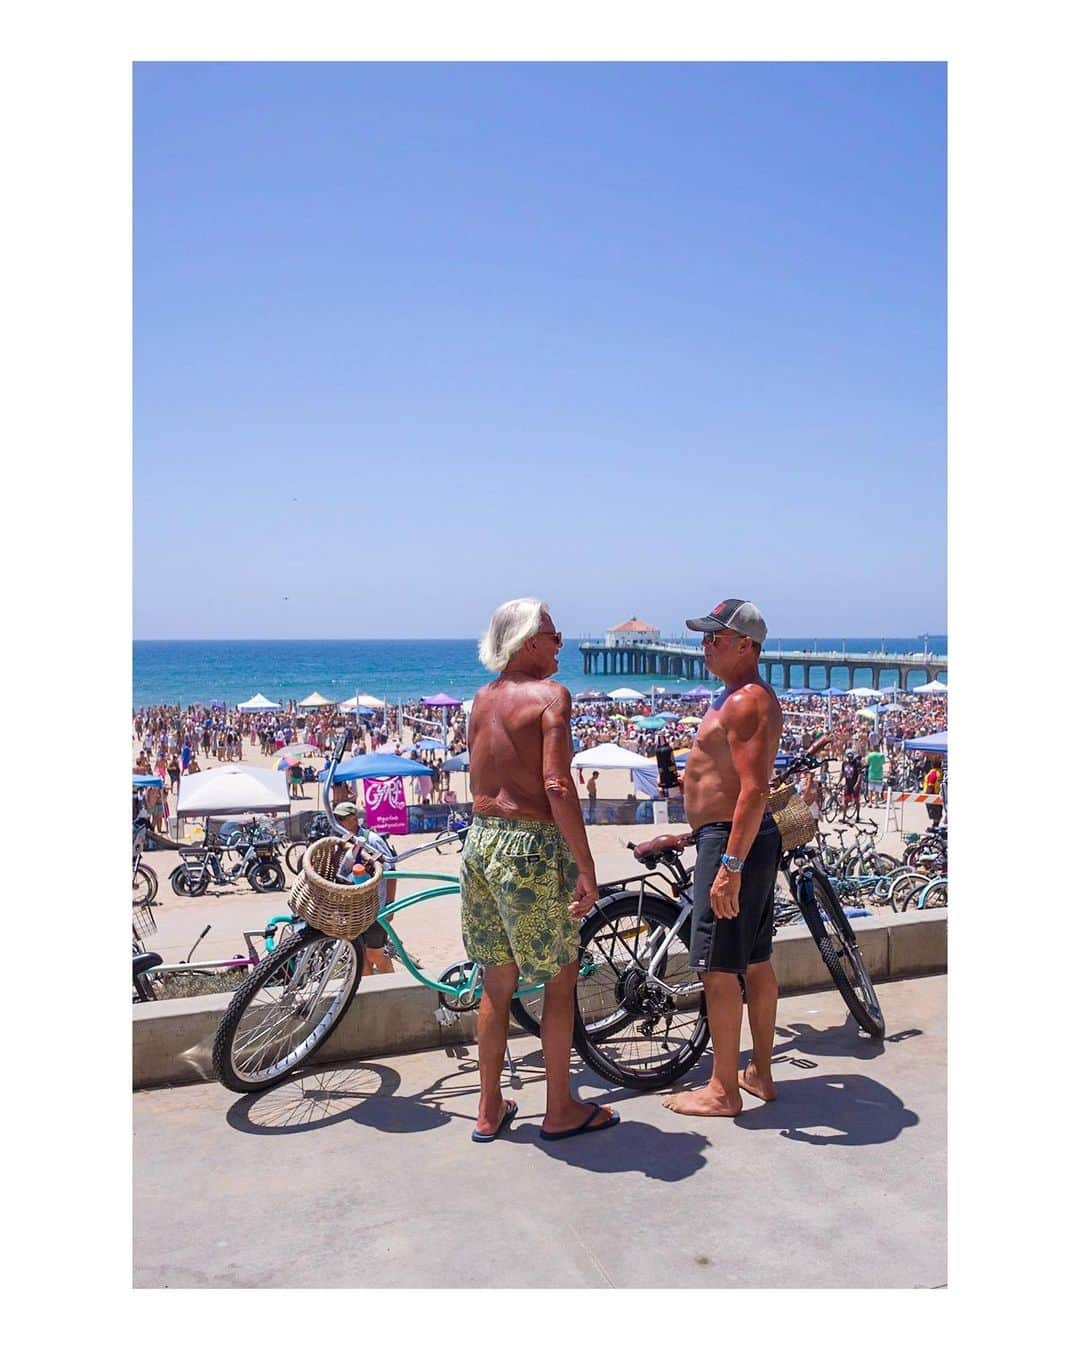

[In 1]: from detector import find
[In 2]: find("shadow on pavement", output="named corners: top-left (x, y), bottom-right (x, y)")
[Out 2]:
top-left (525, 1119), bottom-right (711, 1181)
top-left (732, 1073), bottom-right (919, 1146)
top-left (225, 1063), bottom-right (452, 1136)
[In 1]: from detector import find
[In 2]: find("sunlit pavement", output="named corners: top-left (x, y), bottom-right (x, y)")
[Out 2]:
top-left (133, 973), bottom-right (945, 1288)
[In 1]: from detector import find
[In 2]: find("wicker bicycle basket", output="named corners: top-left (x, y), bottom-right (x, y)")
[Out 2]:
top-left (767, 783), bottom-right (818, 852)
top-left (288, 835), bottom-right (383, 940)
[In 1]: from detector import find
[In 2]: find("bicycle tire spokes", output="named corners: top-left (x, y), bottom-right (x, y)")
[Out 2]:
top-left (573, 897), bottom-right (709, 1087)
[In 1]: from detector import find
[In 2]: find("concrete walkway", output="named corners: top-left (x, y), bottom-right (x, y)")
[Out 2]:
top-left (133, 973), bottom-right (946, 1288)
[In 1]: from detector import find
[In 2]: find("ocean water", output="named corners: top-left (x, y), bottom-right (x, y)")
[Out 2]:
top-left (133, 637), bottom-right (948, 710)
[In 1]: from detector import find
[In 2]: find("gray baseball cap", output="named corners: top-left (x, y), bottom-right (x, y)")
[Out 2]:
top-left (686, 598), bottom-right (768, 643)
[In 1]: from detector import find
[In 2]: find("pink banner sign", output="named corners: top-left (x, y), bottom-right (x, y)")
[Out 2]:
top-left (362, 776), bottom-right (409, 835)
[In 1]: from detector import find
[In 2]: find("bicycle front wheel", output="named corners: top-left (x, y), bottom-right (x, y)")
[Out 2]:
top-left (284, 842), bottom-right (307, 874)
top-left (572, 893), bottom-right (708, 1091)
top-left (212, 927), bottom-right (362, 1093)
top-left (797, 868), bottom-right (885, 1037)
top-left (133, 864), bottom-right (157, 904)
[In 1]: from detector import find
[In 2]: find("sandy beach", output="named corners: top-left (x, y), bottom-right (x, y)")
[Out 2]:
top-left (134, 737), bottom-right (920, 979)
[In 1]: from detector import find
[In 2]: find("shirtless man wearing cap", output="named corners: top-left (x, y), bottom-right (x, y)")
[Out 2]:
top-left (461, 598), bottom-right (619, 1144)
top-left (662, 598), bottom-right (783, 1118)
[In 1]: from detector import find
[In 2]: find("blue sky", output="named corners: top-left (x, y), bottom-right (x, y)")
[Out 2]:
top-left (134, 61), bottom-right (945, 640)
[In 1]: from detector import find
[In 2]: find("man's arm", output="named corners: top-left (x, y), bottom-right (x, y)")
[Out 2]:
top-left (541, 687), bottom-right (599, 916)
top-left (708, 687), bottom-right (776, 920)
top-left (723, 687), bottom-right (776, 862)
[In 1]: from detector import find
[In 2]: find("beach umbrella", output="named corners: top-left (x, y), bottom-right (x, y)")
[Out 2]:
top-left (609, 687), bottom-right (645, 701)
top-left (680, 686), bottom-right (711, 699)
top-left (574, 689), bottom-right (609, 701)
top-left (277, 756), bottom-right (301, 769)
top-left (855, 709), bottom-right (877, 721)
top-left (880, 703), bottom-right (905, 713)
top-left (420, 692), bottom-right (462, 707)
top-left (609, 713), bottom-right (628, 721)
top-left (656, 712), bottom-right (681, 722)
top-left (278, 741), bottom-right (320, 757)
top-left (679, 715), bottom-right (703, 725)
top-left (571, 743), bottom-right (654, 770)
top-left (633, 716), bottom-right (667, 731)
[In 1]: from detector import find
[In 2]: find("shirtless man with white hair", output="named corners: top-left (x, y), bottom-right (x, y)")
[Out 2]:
top-left (461, 597), bottom-right (619, 1144)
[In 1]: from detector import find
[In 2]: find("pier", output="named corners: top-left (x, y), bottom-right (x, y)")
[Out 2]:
top-left (579, 641), bottom-right (947, 691)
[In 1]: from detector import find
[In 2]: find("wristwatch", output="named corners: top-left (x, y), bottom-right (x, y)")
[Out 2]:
top-left (720, 853), bottom-right (744, 874)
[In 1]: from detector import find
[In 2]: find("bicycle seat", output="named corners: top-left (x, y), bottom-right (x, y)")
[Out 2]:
top-left (133, 952), bottom-right (162, 977)
top-left (633, 833), bottom-right (690, 862)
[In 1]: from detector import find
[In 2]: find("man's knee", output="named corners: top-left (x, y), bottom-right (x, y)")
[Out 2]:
top-left (481, 962), bottom-right (519, 1005)
top-left (745, 959), bottom-right (777, 988)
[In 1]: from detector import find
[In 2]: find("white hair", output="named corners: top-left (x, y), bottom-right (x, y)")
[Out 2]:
top-left (478, 598), bottom-right (549, 673)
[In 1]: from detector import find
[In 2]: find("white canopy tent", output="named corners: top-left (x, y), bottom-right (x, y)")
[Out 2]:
top-left (237, 693), bottom-right (281, 711)
top-left (298, 691), bottom-right (334, 708)
top-left (176, 764), bottom-right (290, 818)
top-left (910, 679), bottom-right (948, 694)
top-left (339, 693), bottom-right (386, 710)
top-left (571, 743), bottom-right (654, 770)
top-left (845, 687), bottom-right (878, 698)
top-left (608, 687), bottom-right (646, 701)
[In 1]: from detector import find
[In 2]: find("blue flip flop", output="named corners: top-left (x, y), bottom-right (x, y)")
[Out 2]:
top-left (471, 1099), bottom-right (518, 1143)
top-left (539, 1104), bottom-right (620, 1142)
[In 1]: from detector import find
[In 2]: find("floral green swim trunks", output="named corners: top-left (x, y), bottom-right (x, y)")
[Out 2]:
top-left (460, 815), bottom-right (579, 985)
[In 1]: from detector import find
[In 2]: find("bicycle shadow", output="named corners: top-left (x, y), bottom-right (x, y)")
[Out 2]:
top-left (732, 1073), bottom-right (919, 1146)
top-left (224, 1062), bottom-right (454, 1137)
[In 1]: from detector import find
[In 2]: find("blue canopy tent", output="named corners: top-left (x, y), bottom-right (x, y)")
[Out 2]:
top-left (901, 731), bottom-right (948, 756)
top-left (413, 737), bottom-right (449, 752)
top-left (133, 774), bottom-right (164, 788)
top-left (319, 753), bottom-right (440, 783)
top-left (821, 686), bottom-right (847, 696)
top-left (442, 751), bottom-right (469, 772)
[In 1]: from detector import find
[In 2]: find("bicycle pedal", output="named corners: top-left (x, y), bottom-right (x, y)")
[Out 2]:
top-left (434, 1005), bottom-right (459, 1027)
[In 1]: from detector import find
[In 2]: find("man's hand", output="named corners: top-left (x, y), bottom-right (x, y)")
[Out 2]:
top-left (569, 871), bottom-right (600, 918)
top-left (710, 865), bottom-right (741, 920)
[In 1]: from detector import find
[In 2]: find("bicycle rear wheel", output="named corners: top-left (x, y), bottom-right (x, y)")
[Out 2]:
top-left (284, 842), bottom-right (307, 875)
top-left (572, 893), bottom-right (708, 1090)
top-left (797, 867), bottom-right (885, 1037)
top-left (212, 927), bottom-right (362, 1093)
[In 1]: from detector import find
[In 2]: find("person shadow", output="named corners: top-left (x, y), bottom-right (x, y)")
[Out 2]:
top-left (733, 1072), bottom-right (919, 1146)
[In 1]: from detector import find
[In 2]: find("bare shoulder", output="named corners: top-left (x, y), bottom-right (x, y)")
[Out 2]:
top-left (540, 681), bottom-right (571, 721)
top-left (721, 682), bottom-right (779, 734)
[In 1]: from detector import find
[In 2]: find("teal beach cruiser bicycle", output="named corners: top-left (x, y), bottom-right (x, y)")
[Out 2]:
top-left (212, 733), bottom-right (546, 1093)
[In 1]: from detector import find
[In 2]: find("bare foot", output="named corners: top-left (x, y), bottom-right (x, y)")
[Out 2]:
top-left (662, 1085), bottom-right (742, 1117)
top-left (738, 1063), bottom-right (777, 1102)
top-left (542, 1100), bottom-right (617, 1135)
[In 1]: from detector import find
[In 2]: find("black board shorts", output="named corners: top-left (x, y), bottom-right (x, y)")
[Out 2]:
top-left (689, 816), bottom-right (782, 974)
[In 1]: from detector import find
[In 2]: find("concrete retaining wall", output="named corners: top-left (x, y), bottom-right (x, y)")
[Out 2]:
top-left (133, 909), bottom-right (946, 1089)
